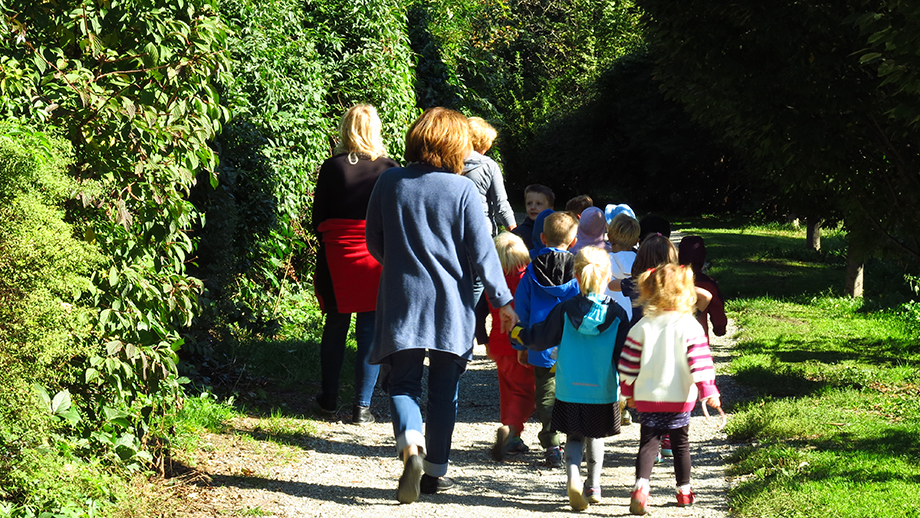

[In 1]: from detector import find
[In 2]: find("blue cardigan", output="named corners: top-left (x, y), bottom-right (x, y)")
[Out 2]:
top-left (365, 164), bottom-right (513, 363)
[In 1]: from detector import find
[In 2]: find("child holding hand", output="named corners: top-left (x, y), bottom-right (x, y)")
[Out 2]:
top-left (488, 232), bottom-right (536, 460)
top-left (511, 246), bottom-right (630, 510)
top-left (618, 263), bottom-right (721, 515)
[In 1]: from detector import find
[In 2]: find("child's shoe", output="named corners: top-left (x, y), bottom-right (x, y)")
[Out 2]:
top-left (491, 425), bottom-right (511, 461)
top-left (583, 486), bottom-right (601, 504)
top-left (567, 483), bottom-right (589, 511)
top-left (629, 489), bottom-right (650, 515)
top-left (504, 436), bottom-right (529, 456)
top-left (676, 490), bottom-right (696, 507)
top-left (622, 406), bottom-right (632, 425)
top-left (660, 434), bottom-right (673, 457)
top-left (544, 445), bottom-right (563, 468)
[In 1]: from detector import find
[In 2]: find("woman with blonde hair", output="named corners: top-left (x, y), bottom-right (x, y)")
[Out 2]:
top-left (366, 107), bottom-right (519, 504)
top-left (312, 104), bottom-right (398, 424)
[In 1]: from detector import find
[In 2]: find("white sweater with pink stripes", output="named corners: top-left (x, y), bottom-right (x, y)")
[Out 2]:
top-left (618, 311), bottom-right (719, 413)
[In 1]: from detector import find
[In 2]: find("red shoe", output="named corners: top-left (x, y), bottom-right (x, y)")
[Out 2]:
top-left (629, 489), bottom-right (649, 515)
top-left (676, 491), bottom-right (696, 507)
top-left (660, 434), bottom-right (672, 457)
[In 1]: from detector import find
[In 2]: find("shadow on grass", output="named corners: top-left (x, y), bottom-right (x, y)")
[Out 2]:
top-left (731, 364), bottom-right (826, 398)
top-left (734, 337), bottom-right (920, 368)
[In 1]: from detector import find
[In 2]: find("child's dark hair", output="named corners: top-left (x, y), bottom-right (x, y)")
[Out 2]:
top-left (564, 194), bottom-right (593, 216)
top-left (639, 214), bottom-right (671, 243)
top-left (631, 234), bottom-right (678, 278)
top-left (524, 184), bottom-right (555, 207)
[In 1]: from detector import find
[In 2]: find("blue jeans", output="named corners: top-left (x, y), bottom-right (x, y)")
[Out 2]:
top-left (319, 311), bottom-right (379, 408)
top-left (387, 349), bottom-right (467, 477)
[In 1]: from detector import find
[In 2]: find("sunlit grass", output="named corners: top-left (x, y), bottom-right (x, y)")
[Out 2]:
top-left (675, 219), bottom-right (920, 518)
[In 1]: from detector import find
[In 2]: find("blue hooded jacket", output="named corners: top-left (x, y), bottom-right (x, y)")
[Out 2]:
top-left (513, 245), bottom-right (580, 368)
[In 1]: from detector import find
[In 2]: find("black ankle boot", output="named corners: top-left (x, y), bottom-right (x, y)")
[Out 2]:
top-left (352, 405), bottom-right (375, 424)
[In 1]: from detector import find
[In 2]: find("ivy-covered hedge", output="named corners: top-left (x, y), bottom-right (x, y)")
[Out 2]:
top-left (187, 0), bottom-right (417, 345)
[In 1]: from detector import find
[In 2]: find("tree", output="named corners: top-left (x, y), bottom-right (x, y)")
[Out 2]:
top-left (637, 0), bottom-right (920, 295)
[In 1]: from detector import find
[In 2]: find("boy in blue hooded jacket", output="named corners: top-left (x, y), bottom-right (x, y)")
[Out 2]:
top-left (513, 210), bottom-right (580, 467)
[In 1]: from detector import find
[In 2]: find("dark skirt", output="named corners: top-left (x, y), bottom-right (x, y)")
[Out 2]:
top-left (551, 400), bottom-right (621, 438)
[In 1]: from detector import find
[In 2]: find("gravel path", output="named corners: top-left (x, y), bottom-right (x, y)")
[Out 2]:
top-left (175, 320), bottom-right (745, 518)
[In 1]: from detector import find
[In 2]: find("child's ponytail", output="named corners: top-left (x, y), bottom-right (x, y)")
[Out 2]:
top-left (636, 263), bottom-right (696, 316)
top-left (574, 246), bottom-right (612, 296)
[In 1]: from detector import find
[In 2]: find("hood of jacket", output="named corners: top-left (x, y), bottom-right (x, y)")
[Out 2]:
top-left (529, 248), bottom-right (575, 289)
top-left (529, 209), bottom-right (555, 258)
top-left (463, 150), bottom-right (488, 168)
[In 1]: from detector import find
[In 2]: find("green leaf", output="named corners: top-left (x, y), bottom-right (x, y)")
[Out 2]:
top-left (50, 390), bottom-right (72, 414)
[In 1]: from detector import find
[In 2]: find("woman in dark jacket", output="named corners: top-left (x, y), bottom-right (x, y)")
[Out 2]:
top-left (312, 104), bottom-right (398, 424)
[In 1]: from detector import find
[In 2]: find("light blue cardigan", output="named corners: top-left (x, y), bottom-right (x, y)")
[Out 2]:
top-left (365, 164), bottom-right (513, 363)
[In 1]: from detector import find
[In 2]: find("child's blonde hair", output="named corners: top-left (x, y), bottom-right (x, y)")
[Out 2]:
top-left (335, 104), bottom-right (387, 160)
top-left (574, 246), bottom-right (612, 296)
top-left (607, 213), bottom-right (641, 250)
top-left (467, 117), bottom-right (497, 153)
top-left (493, 232), bottom-right (530, 274)
top-left (636, 263), bottom-right (696, 316)
top-left (542, 211), bottom-right (578, 248)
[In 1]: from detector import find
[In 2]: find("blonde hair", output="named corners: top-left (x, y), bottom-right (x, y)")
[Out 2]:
top-left (636, 263), bottom-right (697, 316)
top-left (335, 104), bottom-right (387, 160)
top-left (493, 232), bottom-right (530, 274)
top-left (467, 116), bottom-right (497, 153)
top-left (631, 234), bottom-right (678, 278)
top-left (542, 211), bottom-right (578, 248)
top-left (405, 107), bottom-right (471, 174)
top-left (607, 213), bottom-right (641, 249)
top-left (574, 246), bottom-right (612, 296)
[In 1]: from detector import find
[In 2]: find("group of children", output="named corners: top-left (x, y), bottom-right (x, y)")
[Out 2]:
top-left (486, 185), bottom-right (727, 514)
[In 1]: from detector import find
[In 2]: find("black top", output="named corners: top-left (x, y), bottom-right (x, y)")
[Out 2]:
top-left (311, 153), bottom-right (399, 232)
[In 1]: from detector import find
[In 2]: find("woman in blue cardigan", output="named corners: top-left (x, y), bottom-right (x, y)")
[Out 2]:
top-left (365, 107), bottom-right (519, 504)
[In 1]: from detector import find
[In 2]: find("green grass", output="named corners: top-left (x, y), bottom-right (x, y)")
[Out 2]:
top-left (675, 219), bottom-right (920, 517)
top-left (166, 392), bottom-right (242, 453)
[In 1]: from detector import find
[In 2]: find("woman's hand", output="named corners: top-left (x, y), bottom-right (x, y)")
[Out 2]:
top-left (607, 279), bottom-right (622, 292)
top-left (625, 397), bottom-right (636, 409)
top-left (498, 303), bottom-right (519, 333)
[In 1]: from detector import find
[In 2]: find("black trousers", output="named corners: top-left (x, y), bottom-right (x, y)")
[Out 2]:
top-left (635, 423), bottom-right (691, 487)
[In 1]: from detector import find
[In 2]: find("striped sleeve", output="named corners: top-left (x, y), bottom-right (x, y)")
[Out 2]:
top-left (686, 332), bottom-right (719, 400)
top-left (618, 334), bottom-right (643, 398)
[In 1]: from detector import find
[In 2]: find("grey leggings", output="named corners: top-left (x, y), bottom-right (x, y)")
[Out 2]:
top-left (565, 434), bottom-right (605, 489)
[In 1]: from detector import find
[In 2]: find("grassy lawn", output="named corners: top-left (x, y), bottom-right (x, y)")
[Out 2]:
top-left (675, 218), bottom-right (920, 517)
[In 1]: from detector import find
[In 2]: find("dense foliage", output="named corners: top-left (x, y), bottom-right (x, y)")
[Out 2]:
top-left (186, 0), bottom-right (416, 351)
top-left (635, 0), bottom-right (920, 262)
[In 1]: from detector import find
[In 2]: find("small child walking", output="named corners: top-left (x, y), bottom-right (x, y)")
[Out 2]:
top-left (488, 232), bottom-right (536, 460)
top-left (618, 263), bottom-right (721, 515)
top-left (511, 247), bottom-right (630, 510)
top-left (513, 211), bottom-right (581, 468)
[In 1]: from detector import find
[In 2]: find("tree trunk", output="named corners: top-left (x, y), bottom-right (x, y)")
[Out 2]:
top-left (846, 243), bottom-right (864, 298)
top-left (806, 218), bottom-right (822, 251)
